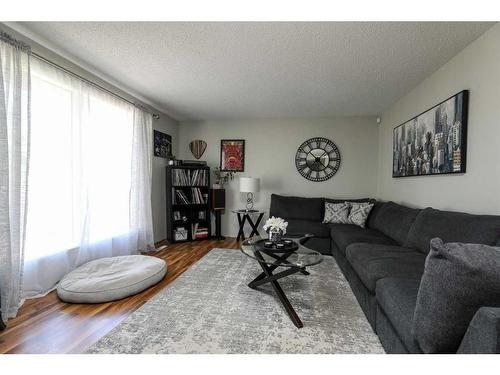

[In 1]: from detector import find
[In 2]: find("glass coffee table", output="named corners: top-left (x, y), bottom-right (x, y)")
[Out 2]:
top-left (240, 234), bottom-right (323, 328)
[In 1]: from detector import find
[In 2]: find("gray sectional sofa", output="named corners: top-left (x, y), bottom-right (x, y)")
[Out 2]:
top-left (269, 194), bottom-right (500, 353)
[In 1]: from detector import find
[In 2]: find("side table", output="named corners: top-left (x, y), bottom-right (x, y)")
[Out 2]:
top-left (232, 210), bottom-right (265, 241)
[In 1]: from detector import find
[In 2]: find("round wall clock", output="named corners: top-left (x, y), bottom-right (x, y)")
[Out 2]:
top-left (295, 137), bottom-right (341, 182)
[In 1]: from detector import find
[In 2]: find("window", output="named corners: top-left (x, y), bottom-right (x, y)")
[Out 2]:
top-left (23, 58), bottom-right (153, 299)
top-left (25, 60), bottom-right (135, 260)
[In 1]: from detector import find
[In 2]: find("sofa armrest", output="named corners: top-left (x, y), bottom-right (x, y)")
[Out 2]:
top-left (457, 307), bottom-right (500, 353)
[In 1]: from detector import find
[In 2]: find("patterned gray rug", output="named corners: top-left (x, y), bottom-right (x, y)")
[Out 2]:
top-left (86, 249), bottom-right (384, 354)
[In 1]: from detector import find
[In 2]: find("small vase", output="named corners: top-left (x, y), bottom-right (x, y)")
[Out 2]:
top-left (268, 228), bottom-right (283, 243)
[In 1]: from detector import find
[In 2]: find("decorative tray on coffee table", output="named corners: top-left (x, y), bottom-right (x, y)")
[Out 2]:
top-left (253, 238), bottom-right (299, 253)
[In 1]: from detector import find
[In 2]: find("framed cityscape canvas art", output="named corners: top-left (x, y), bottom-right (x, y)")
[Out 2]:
top-left (154, 130), bottom-right (172, 158)
top-left (393, 90), bottom-right (468, 178)
top-left (220, 139), bottom-right (245, 172)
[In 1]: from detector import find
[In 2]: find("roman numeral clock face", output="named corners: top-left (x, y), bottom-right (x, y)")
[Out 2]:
top-left (295, 137), bottom-right (341, 182)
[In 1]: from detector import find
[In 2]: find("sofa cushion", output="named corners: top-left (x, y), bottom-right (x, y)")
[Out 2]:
top-left (346, 243), bottom-right (426, 292)
top-left (286, 219), bottom-right (330, 238)
top-left (323, 202), bottom-right (350, 224)
top-left (346, 202), bottom-right (374, 228)
top-left (376, 278), bottom-right (421, 353)
top-left (57, 255), bottom-right (167, 303)
top-left (369, 201), bottom-right (420, 245)
top-left (405, 207), bottom-right (500, 254)
top-left (330, 224), bottom-right (397, 256)
top-left (270, 194), bottom-right (324, 222)
top-left (413, 238), bottom-right (500, 353)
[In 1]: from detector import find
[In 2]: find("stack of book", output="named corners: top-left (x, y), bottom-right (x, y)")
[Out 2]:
top-left (192, 223), bottom-right (209, 239)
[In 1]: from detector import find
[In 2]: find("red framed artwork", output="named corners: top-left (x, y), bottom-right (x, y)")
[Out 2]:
top-left (220, 139), bottom-right (245, 172)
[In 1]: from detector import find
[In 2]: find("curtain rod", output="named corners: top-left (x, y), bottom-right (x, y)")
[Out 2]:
top-left (31, 52), bottom-right (160, 120)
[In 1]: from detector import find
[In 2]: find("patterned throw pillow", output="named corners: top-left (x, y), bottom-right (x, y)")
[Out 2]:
top-left (323, 202), bottom-right (350, 224)
top-left (346, 202), bottom-right (374, 228)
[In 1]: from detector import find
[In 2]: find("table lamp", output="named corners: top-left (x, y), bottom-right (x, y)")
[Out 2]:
top-left (239, 177), bottom-right (260, 211)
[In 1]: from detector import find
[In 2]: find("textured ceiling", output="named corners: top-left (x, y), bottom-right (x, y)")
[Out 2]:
top-left (17, 22), bottom-right (494, 121)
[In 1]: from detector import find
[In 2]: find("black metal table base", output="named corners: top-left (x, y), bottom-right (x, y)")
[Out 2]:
top-left (248, 250), bottom-right (308, 328)
top-left (236, 211), bottom-right (265, 241)
top-left (0, 316), bottom-right (5, 331)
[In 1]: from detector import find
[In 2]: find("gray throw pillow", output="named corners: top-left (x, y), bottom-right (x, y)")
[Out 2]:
top-left (413, 238), bottom-right (500, 353)
top-left (323, 202), bottom-right (350, 224)
top-left (346, 202), bottom-right (373, 228)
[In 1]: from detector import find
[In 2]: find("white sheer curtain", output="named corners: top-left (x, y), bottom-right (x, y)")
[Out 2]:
top-left (130, 109), bottom-right (154, 253)
top-left (0, 34), bottom-right (31, 320)
top-left (22, 57), bottom-right (155, 298)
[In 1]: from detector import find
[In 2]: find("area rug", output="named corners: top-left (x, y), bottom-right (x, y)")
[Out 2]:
top-left (86, 249), bottom-right (384, 354)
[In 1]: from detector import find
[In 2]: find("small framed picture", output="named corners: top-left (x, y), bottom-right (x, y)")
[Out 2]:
top-left (220, 139), bottom-right (245, 172)
top-left (154, 130), bottom-right (172, 158)
top-left (173, 211), bottom-right (181, 221)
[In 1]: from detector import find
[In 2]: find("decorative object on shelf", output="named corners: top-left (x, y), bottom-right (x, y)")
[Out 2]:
top-left (263, 216), bottom-right (288, 243)
top-left (189, 140), bottom-right (207, 159)
top-left (181, 160), bottom-right (207, 166)
top-left (168, 156), bottom-right (181, 165)
top-left (233, 210), bottom-right (266, 241)
top-left (174, 227), bottom-right (189, 241)
top-left (154, 130), bottom-right (172, 158)
top-left (393, 90), bottom-right (468, 177)
top-left (213, 167), bottom-right (235, 188)
top-left (295, 137), bottom-right (341, 182)
top-left (239, 177), bottom-right (260, 211)
top-left (220, 139), bottom-right (245, 172)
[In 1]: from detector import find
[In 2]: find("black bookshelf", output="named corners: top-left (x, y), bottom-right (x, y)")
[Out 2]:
top-left (166, 165), bottom-right (211, 243)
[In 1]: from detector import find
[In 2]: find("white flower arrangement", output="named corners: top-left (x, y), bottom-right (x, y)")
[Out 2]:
top-left (263, 216), bottom-right (288, 234)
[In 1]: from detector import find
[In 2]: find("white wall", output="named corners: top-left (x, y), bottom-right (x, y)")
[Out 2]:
top-left (377, 23), bottom-right (500, 215)
top-left (179, 117), bottom-right (379, 236)
top-left (152, 116), bottom-right (179, 242)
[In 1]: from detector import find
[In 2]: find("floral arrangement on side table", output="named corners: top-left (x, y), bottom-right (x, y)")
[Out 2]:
top-left (263, 216), bottom-right (288, 243)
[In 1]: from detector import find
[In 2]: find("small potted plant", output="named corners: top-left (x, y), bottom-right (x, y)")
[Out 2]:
top-left (213, 167), bottom-right (235, 189)
top-left (263, 216), bottom-right (288, 243)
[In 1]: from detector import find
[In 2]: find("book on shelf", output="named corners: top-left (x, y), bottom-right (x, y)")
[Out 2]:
top-left (190, 188), bottom-right (208, 204)
top-left (172, 168), bottom-right (208, 186)
top-left (190, 169), bottom-right (208, 186)
top-left (172, 189), bottom-right (190, 204)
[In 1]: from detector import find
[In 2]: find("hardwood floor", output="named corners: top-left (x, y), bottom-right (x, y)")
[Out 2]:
top-left (0, 237), bottom-right (240, 354)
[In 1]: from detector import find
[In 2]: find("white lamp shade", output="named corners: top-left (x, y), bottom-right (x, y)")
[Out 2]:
top-left (239, 177), bottom-right (260, 193)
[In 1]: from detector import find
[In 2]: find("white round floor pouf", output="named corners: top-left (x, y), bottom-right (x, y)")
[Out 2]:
top-left (57, 255), bottom-right (167, 303)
